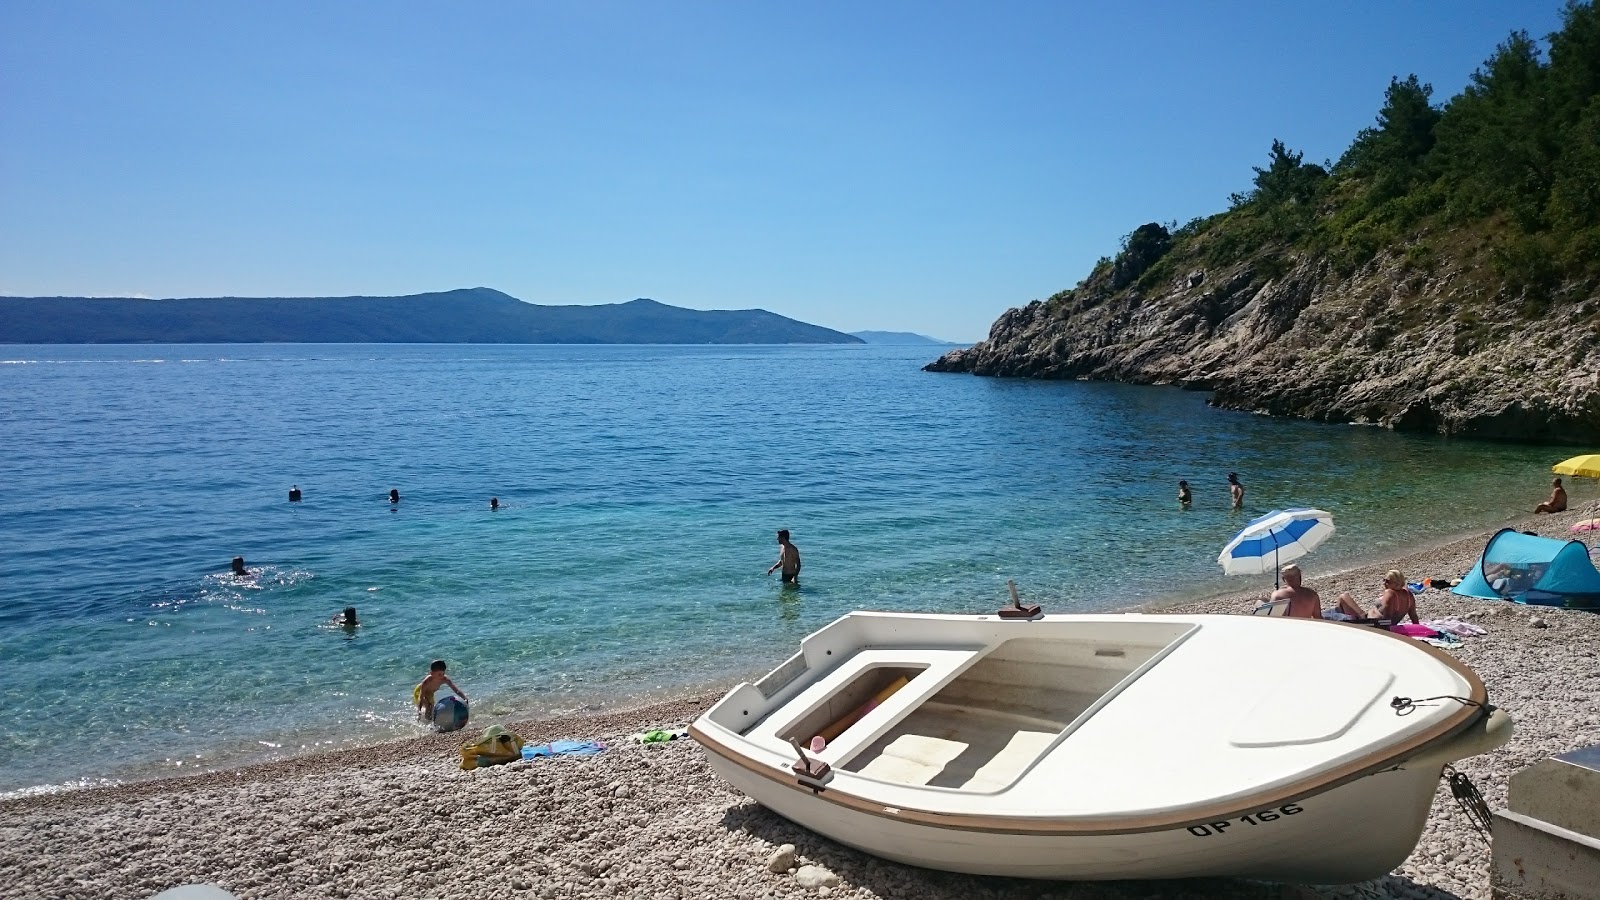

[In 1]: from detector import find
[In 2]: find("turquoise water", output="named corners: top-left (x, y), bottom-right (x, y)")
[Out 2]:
top-left (0, 344), bottom-right (1582, 794)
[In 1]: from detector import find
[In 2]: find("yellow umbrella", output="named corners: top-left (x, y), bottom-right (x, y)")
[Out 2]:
top-left (1553, 454), bottom-right (1600, 478)
top-left (1554, 454), bottom-right (1600, 532)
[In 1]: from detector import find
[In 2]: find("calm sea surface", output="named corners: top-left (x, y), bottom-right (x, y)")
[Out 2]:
top-left (0, 344), bottom-right (1581, 793)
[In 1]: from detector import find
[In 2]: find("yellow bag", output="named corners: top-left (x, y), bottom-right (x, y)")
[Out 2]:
top-left (460, 725), bottom-right (524, 770)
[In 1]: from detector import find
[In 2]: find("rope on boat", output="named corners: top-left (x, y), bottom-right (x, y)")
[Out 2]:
top-left (1388, 694), bottom-right (1483, 716)
top-left (1442, 764), bottom-right (1494, 839)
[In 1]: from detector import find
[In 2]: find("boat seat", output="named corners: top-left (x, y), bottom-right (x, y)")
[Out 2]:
top-left (750, 647), bottom-right (983, 762)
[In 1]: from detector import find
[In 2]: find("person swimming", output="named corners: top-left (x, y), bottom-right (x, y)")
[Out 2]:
top-left (231, 556), bottom-right (248, 577)
top-left (389, 488), bottom-right (401, 504)
top-left (490, 497), bottom-right (499, 510)
top-left (288, 485), bottom-right (302, 502)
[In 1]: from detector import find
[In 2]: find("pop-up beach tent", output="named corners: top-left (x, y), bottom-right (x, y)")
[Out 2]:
top-left (1453, 528), bottom-right (1600, 610)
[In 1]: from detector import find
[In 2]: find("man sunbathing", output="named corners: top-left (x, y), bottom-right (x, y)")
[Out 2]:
top-left (1535, 477), bottom-right (1568, 514)
top-left (1271, 564), bottom-right (1322, 619)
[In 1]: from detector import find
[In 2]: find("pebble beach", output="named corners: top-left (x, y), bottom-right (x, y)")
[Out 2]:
top-left (6, 508), bottom-right (1599, 900)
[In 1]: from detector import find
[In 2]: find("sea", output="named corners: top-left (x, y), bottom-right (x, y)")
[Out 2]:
top-left (0, 343), bottom-right (1582, 795)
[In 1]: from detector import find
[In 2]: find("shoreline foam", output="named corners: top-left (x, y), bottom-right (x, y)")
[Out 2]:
top-left (4, 507), bottom-right (1599, 899)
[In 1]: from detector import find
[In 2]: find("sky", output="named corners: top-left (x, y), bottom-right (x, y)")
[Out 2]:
top-left (0, 1), bottom-right (1572, 342)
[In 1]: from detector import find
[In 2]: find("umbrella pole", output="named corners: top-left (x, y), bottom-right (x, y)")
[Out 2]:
top-left (1273, 535), bottom-right (1281, 589)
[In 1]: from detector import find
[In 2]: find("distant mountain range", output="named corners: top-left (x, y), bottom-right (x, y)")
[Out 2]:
top-left (849, 330), bottom-right (960, 345)
top-left (0, 288), bottom-right (865, 345)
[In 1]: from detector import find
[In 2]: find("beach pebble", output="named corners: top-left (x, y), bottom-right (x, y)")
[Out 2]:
top-left (794, 864), bottom-right (840, 888)
top-left (766, 844), bottom-right (796, 874)
top-left (1529, 616), bottom-right (1549, 628)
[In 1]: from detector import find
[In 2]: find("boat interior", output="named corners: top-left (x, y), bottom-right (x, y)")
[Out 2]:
top-left (745, 621), bottom-right (1193, 793)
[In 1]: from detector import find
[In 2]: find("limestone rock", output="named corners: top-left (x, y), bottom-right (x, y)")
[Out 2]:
top-left (766, 844), bottom-right (796, 874)
top-left (925, 245), bottom-right (1600, 441)
top-left (793, 864), bottom-right (840, 888)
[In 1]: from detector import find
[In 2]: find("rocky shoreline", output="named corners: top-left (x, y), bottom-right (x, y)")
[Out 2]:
top-left (924, 246), bottom-right (1600, 442)
top-left (5, 509), bottom-right (1599, 900)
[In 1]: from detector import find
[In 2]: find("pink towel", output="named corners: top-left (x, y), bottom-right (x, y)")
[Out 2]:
top-left (1390, 623), bottom-right (1440, 638)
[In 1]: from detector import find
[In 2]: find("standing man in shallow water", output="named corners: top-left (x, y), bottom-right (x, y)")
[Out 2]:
top-left (1228, 472), bottom-right (1244, 510)
top-left (767, 529), bottom-right (802, 585)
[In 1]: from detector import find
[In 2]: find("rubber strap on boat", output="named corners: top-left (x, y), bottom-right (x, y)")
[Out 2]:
top-left (1388, 695), bottom-right (1483, 716)
top-left (1442, 764), bottom-right (1493, 839)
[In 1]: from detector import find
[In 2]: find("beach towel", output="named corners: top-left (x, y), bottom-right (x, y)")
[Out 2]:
top-left (521, 739), bottom-right (605, 760)
top-left (1389, 623), bottom-right (1440, 638)
top-left (1420, 617), bottom-right (1488, 637)
top-left (633, 727), bottom-right (689, 744)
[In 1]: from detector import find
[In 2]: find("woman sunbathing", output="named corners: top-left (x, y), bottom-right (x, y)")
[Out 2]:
top-left (1330, 570), bottom-right (1420, 624)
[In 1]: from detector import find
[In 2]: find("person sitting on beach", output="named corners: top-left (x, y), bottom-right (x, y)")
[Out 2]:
top-left (1332, 571), bottom-right (1421, 623)
top-left (415, 660), bottom-right (467, 722)
top-left (1177, 480), bottom-right (1192, 507)
top-left (1270, 564), bottom-right (1321, 619)
top-left (231, 556), bottom-right (249, 578)
top-left (1535, 477), bottom-right (1568, 514)
top-left (1375, 570), bottom-right (1421, 624)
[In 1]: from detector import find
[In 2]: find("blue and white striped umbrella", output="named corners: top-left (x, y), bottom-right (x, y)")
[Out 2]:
top-left (1218, 508), bottom-right (1336, 580)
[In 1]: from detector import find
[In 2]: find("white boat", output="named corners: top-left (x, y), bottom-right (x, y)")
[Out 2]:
top-left (690, 610), bottom-right (1511, 883)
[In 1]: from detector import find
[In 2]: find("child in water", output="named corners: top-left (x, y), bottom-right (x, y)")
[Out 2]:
top-left (415, 659), bottom-right (467, 722)
top-left (331, 606), bottom-right (359, 635)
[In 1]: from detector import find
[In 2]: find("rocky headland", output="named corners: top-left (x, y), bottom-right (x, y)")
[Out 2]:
top-left (926, 235), bottom-right (1600, 441)
top-left (929, 3), bottom-right (1600, 442)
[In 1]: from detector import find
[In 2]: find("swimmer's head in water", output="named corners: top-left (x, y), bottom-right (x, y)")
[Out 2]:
top-left (231, 556), bottom-right (247, 575)
top-left (342, 606), bottom-right (358, 624)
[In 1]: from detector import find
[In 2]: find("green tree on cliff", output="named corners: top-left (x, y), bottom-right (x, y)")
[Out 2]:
top-left (1337, 75), bottom-right (1440, 202)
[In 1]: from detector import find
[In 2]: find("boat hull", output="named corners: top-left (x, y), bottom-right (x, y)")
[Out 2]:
top-left (692, 611), bottom-right (1511, 883)
top-left (707, 752), bottom-right (1438, 882)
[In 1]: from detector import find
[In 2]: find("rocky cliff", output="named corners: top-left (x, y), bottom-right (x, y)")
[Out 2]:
top-left (930, 2), bottom-right (1600, 442)
top-left (926, 234), bottom-right (1600, 441)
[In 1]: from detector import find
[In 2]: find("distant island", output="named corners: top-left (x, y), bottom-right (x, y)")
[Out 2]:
top-left (849, 330), bottom-right (961, 346)
top-left (0, 288), bottom-right (865, 345)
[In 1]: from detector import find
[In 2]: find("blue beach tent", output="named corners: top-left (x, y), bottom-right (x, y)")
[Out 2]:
top-left (1453, 528), bottom-right (1600, 610)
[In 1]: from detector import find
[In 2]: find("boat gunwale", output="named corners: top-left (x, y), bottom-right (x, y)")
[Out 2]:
top-left (690, 619), bottom-right (1490, 837)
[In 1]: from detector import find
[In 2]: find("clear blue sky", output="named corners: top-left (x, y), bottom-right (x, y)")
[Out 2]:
top-left (0, 1), bottom-right (1568, 342)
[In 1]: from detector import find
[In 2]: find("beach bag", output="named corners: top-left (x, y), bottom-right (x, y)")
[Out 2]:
top-left (460, 725), bottom-right (524, 770)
